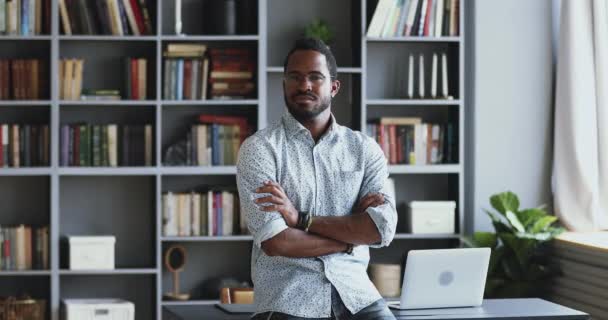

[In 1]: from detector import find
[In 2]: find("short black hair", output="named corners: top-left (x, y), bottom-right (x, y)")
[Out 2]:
top-left (283, 38), bottom-right (338, 80)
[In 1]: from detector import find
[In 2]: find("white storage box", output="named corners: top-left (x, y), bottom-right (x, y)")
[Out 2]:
top-left (407, 201), bottom-right (456, 234)
top-left (69, 236), bottom-right (115, 270)
top-left (63, 299), bottom-right (134, 320)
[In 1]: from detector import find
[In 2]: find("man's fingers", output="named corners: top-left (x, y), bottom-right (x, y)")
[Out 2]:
top-left (255, 195), bottom-right (284, 205)
top-left (263, 181), bottom-right (287, 197)
top-left (260, 204), bottom-right (281, 212)
top-left (255, 185), bottom-right (283, 198)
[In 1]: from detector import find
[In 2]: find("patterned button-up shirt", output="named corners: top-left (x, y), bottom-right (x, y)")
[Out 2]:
top-left (236, 112), bottom-right (397, 318)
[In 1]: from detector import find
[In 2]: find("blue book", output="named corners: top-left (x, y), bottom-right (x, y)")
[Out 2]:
top-left (176, 59), bottom-right (184, 100)
top-left (211, 124), bottom-right (219, 166)
top-left (21, 0), bottom-right (29, 35)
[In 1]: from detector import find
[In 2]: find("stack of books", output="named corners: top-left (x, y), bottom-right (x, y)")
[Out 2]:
top-left (367, 0), bottom-right (459, 38)
top-left (0, 0), bottom-right (51, 35)
top-left (548, 232), bottom-right (608, 320)
top-left (60, 123), bottom-right (153, 167)
top-left (163, 43), bottom-right (209, 100)
top-left (0, 59), bottom-right (48, 100)
top-left (0, 225), bottom-right (49, 271)
top-left (0, 124), bottom-right (50, 167)
top-left (58, 0), bottom-right (153, 35)
top-left (366, 117), bottom-right (457, 165)
top-left (209, 48), bottom-right (255, 100)
top-left (162, 190), bottom-right (246, 237)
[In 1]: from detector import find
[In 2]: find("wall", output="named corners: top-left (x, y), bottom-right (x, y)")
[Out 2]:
top-left (465, 0), bottom-right (555, 232)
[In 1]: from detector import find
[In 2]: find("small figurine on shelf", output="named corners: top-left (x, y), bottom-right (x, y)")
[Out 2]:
top-left (164, 245), bottom-right (191, 301)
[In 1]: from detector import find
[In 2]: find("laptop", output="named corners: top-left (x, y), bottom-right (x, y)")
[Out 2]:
top-left (390, 247), bottom-right (491, 310)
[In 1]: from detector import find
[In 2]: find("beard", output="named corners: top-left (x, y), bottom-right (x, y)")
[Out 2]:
top-left (284, 92), bottom-right (332, 122)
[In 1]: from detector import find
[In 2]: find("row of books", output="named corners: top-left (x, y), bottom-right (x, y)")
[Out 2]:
top-left (163, 43), bottom-right (209, 100)
top-left (0, 0), bottom-right (51, 35)
top-left (123, 57), bottom-right (147, 100)
top-left (209, 48), bottom-right (255, 100)
top-left (164, 114), bottom-right (249, 167)
top-left (162, 190), bottom-right (246, 237)
top-left (60, 123), bottom-right (153, 167)
top-left (0, 59), bottom-right (48, 100)
top-left (367, 0), bottom-right (459, 37)
top-left (59, 0), bottom-right (152, 35)
top-left (404, 52), bottom-right (452, 99)
top-left (0, 124), bottom-right (50, 167)
top-left (367, 117), bottom-right (457, 164)
top-left (0, 225), bottom-right (49, 271)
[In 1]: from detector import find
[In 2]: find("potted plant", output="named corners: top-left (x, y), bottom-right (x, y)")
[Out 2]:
top-left (464, 191), bottom-right (565, 298)
top-left (304, 19), bottom-right (334, 45)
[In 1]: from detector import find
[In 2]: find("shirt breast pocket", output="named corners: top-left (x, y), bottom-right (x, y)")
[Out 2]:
top-left (330, 170), bottom-right (364, 215)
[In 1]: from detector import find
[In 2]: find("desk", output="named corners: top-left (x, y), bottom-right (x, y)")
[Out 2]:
top-left (163, 298), bottom-right (589, 319)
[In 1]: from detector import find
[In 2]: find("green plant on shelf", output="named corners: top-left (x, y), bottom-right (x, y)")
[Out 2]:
top-left (463, 191), bottom-right (565, 298)
top-left (304, 19), bottom-right (333, 45)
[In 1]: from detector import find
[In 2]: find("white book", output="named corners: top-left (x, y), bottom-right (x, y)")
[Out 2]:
top-left (121, 0), bottom-right (140, 35)
top-left (367, 0), bottom-right (393, 37)
top-left (417, 0), bottom-right (427, 36)
top-left (418, 54), bottom-right (425, 98)
top-left (107, 124), bottom-right (117, 167)
top-left (197, 125), bottom-right (207, 166)
top-left (222, 191), bottom-right (233, 236)
top-left (110, 0), bottom-right (124, 36)
top-left (414, 123), bottom-right (427, 165)
top-left (434, 0), bottom-right (444, 37)
top-left (395, 0), bottom-right (410, 37)
top-left (431, 53), bottom-right (438, 98)
top-left (191, 192), bottom-right (201, 236)
top-left (183, 193), bottom-right (192, 236)
top-left (428, 0), bottom-right (436, 36)
top-left (381, 0), bottom-right (399, 38)
top-left (162, 193), bottom-right (177, 236)
top-left (431, 124), bottom-right (440, 163)
top-left (405, 0), bottom-right (419, 36)
top-left (407, 54), bottom-right (414, 98)
top-left (441, 52), bottom-right (449, 98)
top-left (207, 190), bottom-right (214, 236)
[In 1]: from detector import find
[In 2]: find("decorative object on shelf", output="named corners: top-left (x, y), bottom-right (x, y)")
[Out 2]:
top-left (304, 19), bottom-right (333, 45)
top-left (368, 263), bottom-right (401, 297)
top-left (63, 299), bottom-right (134, 320)
top-left (463, 191), bottom-right (565, 298)
top-left (418, 54), bottom-right (424, 98)
top-left (174, 0), bottom-right (182, 35)
top-left (406, 201), bottom-right (456, 234)
top-left (220, 287), bottom-right (254, 304)
top-left (68, 235), bottom-right (115, 270)
top-left (197, 276), bottom-right (252, 300)
top-left (403, 51), bottom-right (452, 100)
top-left (164, 245), bottom-right (190, 301)
top-left (0, 296), bottom-right (45, 320)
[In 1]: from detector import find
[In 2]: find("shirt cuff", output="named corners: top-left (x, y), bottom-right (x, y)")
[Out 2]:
top-left (253, 217), bottom-right (289, 248)
top-left (366, 203), bottom-right (397, 248)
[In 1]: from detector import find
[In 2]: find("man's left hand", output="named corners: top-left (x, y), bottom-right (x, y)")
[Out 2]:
top-left (255, 181), bottom-right (299, 227)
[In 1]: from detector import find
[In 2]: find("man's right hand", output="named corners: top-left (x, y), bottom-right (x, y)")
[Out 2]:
top-left (353, 193), bottom-right (385, 215)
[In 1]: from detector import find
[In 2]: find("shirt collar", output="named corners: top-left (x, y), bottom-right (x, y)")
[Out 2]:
top-left (282, 112), bottom-right (339, 140)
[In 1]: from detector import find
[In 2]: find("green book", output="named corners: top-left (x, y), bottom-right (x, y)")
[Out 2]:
top-left (79, 124), bottom-right (90, 166)
top-left (92, 125), bottom-right (100, 166)
top-left (101, 125), bottom-right (108, 166)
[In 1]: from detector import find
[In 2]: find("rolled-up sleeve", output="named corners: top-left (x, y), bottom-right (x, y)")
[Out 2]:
top-left (359, 137), bottom-right (398, 248)
top-left (236, 136), bottom-right (288, 248)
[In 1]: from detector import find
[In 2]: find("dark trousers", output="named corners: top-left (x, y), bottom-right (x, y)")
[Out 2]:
top-left (252, 286), bottom-right (396, 320)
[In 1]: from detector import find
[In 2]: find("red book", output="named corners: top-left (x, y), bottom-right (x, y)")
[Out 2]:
top-left (130, 59), bottom-right (138, 100)
top-left (183, 60), bottom-right (192, 99)
top-left (3, 237), bottom-right (9, 263)
top-left (423, 0), bottom-right (433, 36)
top-left (129, 0), bottom-right (146, 35)
top-left (198, 114), bottom-right (249, 143)
top-left (209, 48), bottom-right (252, 57)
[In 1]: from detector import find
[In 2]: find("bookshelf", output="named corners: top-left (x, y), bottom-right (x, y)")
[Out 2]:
top-left (0, 0), bottom-right (465, 319)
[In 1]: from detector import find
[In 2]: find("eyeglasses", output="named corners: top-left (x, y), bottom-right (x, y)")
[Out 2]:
top-left (284, 73), bottom-right (328, 86)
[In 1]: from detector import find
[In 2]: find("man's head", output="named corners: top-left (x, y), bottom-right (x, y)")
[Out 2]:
top-left (283, 38), bottom-right (340, 122)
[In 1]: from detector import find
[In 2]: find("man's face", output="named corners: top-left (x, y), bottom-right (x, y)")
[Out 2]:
top-left (283, 50), bottom-right (340, 121)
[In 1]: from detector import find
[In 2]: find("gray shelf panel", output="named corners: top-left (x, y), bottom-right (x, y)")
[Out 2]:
top-left (160, 166), bottom-right (237, 175)
top-left (59, 269), bottom-right (158, 275)
top-left (161, 100), bottom-right (259, 106)
top-left (0, 100), bottom-right (52, 106)
top-left (366, 99), bottom-right (461, 105)
top-left (161, 35), bottom-right (259, 41)
top-left (58, 167), bottom-right (158, 176)
top-left (0, 168), bottom-right (52, 175)
top-left (393, 233), bottom-right (461, 240)
top-left (0, 35), bottom-right (52, 40)
top-left (59, 36), bottom-right (158, 42)
top-left (0, 270), bottom-right (51, 276)
top-left (161, 236), bottom-right (252, 242)
top-left (388, 164), bottom-right (462, 174)
top-left (162, 300), bottom-right (218, 306)
top-left (366, 36), bottom-right (461, 43)
top-left (266, 66), bottom-right (363, 73)
top-left (59, 100), bottom-right (157, 106)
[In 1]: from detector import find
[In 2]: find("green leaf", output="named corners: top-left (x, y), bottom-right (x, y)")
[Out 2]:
top-left (473, 232), bottom-right (498, 249)
top-left (517, 208), bottom-right (547, 229)
top-left (499, 233), bottom-right (536, 267)
top-left (492, 220), bottom-right (513, 234)
top-left (530, 216), bottom-right (558, 233)
top-left (484, 209), bottom-right (502, 223)
top-left (490, 191), bottom-right (520, 216)
top-left (506, 210), bottom-right (525, 232)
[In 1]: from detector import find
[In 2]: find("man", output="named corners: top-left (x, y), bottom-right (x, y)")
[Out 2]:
top-left (237, 38), bottom-right (397, 320)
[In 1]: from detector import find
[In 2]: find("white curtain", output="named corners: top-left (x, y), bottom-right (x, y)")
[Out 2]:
top-left (552, 0), bottom-right (608, 231)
